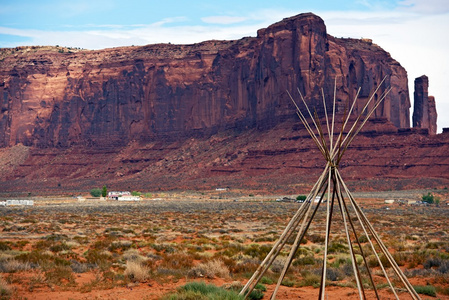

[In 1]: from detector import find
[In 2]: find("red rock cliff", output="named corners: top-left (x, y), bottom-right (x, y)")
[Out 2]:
top-left (412, 75), bottom-right (437, 134)
top-left (0, 13), bottom-right (410, 148)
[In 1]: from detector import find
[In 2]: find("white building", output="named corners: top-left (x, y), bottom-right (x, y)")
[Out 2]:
top-left (108, 191), bottom-right (131, 200)
top-left (117, 195), bottom-right (141, 201)
top-left (3, 200), bottom-right (34, 206)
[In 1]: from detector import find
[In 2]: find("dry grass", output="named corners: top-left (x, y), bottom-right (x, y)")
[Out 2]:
top-left (0, 196), bottom-right (447, 298)
top-left (0, 259), bottom-right (30, 273)
top-left (122, 249), bottom-right (147, 264)
top-left (188, 259), bottom-right (230, 279)
top-left (123, 261), bottom-right (150, 282)
top-left (0, 277), bottom-right (12, 299)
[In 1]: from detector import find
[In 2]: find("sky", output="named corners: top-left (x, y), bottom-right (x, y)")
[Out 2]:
top-left (0, 0), bottom-right (448, 131)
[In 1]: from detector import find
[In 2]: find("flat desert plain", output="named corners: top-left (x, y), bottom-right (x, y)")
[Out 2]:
top-left (0, 190), bottom-right (448, 299)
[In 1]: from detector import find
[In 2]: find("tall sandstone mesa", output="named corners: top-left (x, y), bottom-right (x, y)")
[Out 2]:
top-left (412, 75), bottom-right (437, 135)
top-left (0, 13), bottom-right (410, 148)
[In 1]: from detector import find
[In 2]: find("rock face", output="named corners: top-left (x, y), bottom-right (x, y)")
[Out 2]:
top-left (1, 117), bottom-right (449, 195)
top-left (412, 75), bottom-right (437, 134)
top-left (3, 12), bottom-right (443, 194)
top-left (0, 13), bottom-right (410, 148)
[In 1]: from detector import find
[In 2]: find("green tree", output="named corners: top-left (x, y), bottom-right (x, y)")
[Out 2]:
top-left (102, 185), bottom-right (107, 198)
top-left (422, 192), bottom-right (439, 204)
top-left (296, 195), bottom-right (307, 201)
top-left (90, 188), bottom-right (102, 197)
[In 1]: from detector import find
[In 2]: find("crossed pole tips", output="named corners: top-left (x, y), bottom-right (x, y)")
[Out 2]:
top-left (240, 77), bottom-right (421, 300)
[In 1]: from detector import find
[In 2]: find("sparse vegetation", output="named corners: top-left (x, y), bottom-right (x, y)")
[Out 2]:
top-left (90, 188), bottom-right (102, 197)
top-left (123, 260), bottom-right (150, 282)
top-left (0, 195), bottom-right (447, 298)
top-left (422, 192), bottom-right (440, 204)
top-left (162, 281), bottom-right (243, 300)
top-left (0, 277), bottom-right (12, 299)
top-left (188, 259), bottom-right (230, 279)
top-left (414, 285), bottom-right (437, 297)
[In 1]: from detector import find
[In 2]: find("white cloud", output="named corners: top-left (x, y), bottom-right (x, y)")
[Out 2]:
top-left (201, 16), bottom-right (247, 24)
top-left (398, 0), bottom-right (449, 14)
top-left (0, 27), bottom-right (41, 38)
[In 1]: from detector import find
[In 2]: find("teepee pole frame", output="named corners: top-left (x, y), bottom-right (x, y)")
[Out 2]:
top-left (240, 168), bottom-right (330, 296)
top-left (240, 77), bottom-right (421, 300)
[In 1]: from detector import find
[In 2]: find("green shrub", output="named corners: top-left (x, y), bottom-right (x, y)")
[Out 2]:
top-left (15, 240), bottom-right (29, 250)
top-left (50, 242), bottom-right (71, 253)
top-left (0, 241), bottom-right (11, 251)
top-left (358, 234), bottom-right (369, 243)
top-left (367, 254), bottom-right (389, 268)
top-left (160, 252), bottom-right (194, 270)
top-left (46, 234), bottom-right (68, 241)
top-left (260, 276), bottom-right (274, 284)
top-left (131, 191), bottom-right (141, 196)
top-left (328, 242), bottom-right (348, 253)
top-left (436, 286), bottom-right (449, 295)
top-left (281, 279), bottom-right (295, 287)
top-left (15, 250), bottom-right (53, 267)
top-left (413, 285), bottom-right (436, 297)
top-left (84, 249), bottom-right (112, 266)
top-left (45, 265), bottom-right (76, 286)
top-left (243, 244), bottom-right (271, 260)
top-left (299, 273), bottom-right (320, 288)
top-left (90, 189), bottom-right (102, 197)
top-left (307, 234), bottom-right (325, 243)
top-left (163, 281), bottom-right (243, 300)
top-left (254, 283), bottom-right (266, 292)
top-left (296, 195), bottom-right (307, 201)
top-left (422, 192), bottom-right (440, 204)
top-left (109, 240), bottom-right (133, 252)
top-left (293, 256), bottom-right (316, 266)
top-left (422, 192), bottom-right (435, 204)
top-left (248, 289), bottom-right (264, 300)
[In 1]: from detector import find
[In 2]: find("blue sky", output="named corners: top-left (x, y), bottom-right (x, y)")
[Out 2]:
top-left (1, 0), bottom-right (448, 131)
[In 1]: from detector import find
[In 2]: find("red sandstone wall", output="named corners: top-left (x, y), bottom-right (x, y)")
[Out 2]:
top-left (0, 13), bottom-right (410, 148)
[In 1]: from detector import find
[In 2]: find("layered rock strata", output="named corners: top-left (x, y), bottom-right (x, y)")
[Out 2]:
top-left (412, 75), bottom-right (437, 134)
top-left (2, 13), bottom-right (445, 194)
top-left (0, 117), bottom-right (448, 195)
top-left (0, 13), bottom-right (410, 148)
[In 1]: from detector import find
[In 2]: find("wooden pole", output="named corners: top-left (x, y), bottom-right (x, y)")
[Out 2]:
top-left (336, 169), bottom-right (400, 299)
top-left (240, 167), bottom-right (330, 297)
top-left (335, 178), bottom-right (380, 299)
top-left (244, 78), bottom-right (419, 300)
top-left (336, 169), bottom-right (421, 300)
top-left (334, 172), bottom-right (364, 300)
top-left (270, 171), bottom-right (330, 299)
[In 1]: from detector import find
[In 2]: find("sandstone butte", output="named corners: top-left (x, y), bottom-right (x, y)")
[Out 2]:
top-left (0, 12), bottom-right (448, 195)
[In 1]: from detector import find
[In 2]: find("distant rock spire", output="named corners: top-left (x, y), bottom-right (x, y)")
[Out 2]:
top-left (412, 75), bottom-right (437, 134)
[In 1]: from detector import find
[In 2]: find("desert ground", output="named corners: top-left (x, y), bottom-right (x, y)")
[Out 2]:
top-left (0, 189), bottom-right (448, 299)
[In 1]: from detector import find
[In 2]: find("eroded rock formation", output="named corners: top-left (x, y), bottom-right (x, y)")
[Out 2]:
top-left (413, 75), bottom-right (437, 134)
top-left (0, 13), bottom-right (410, 148)
top-left (0, 117), bottom-right (448, 195)
top-left (2, 13), bottom-right (445, 194)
